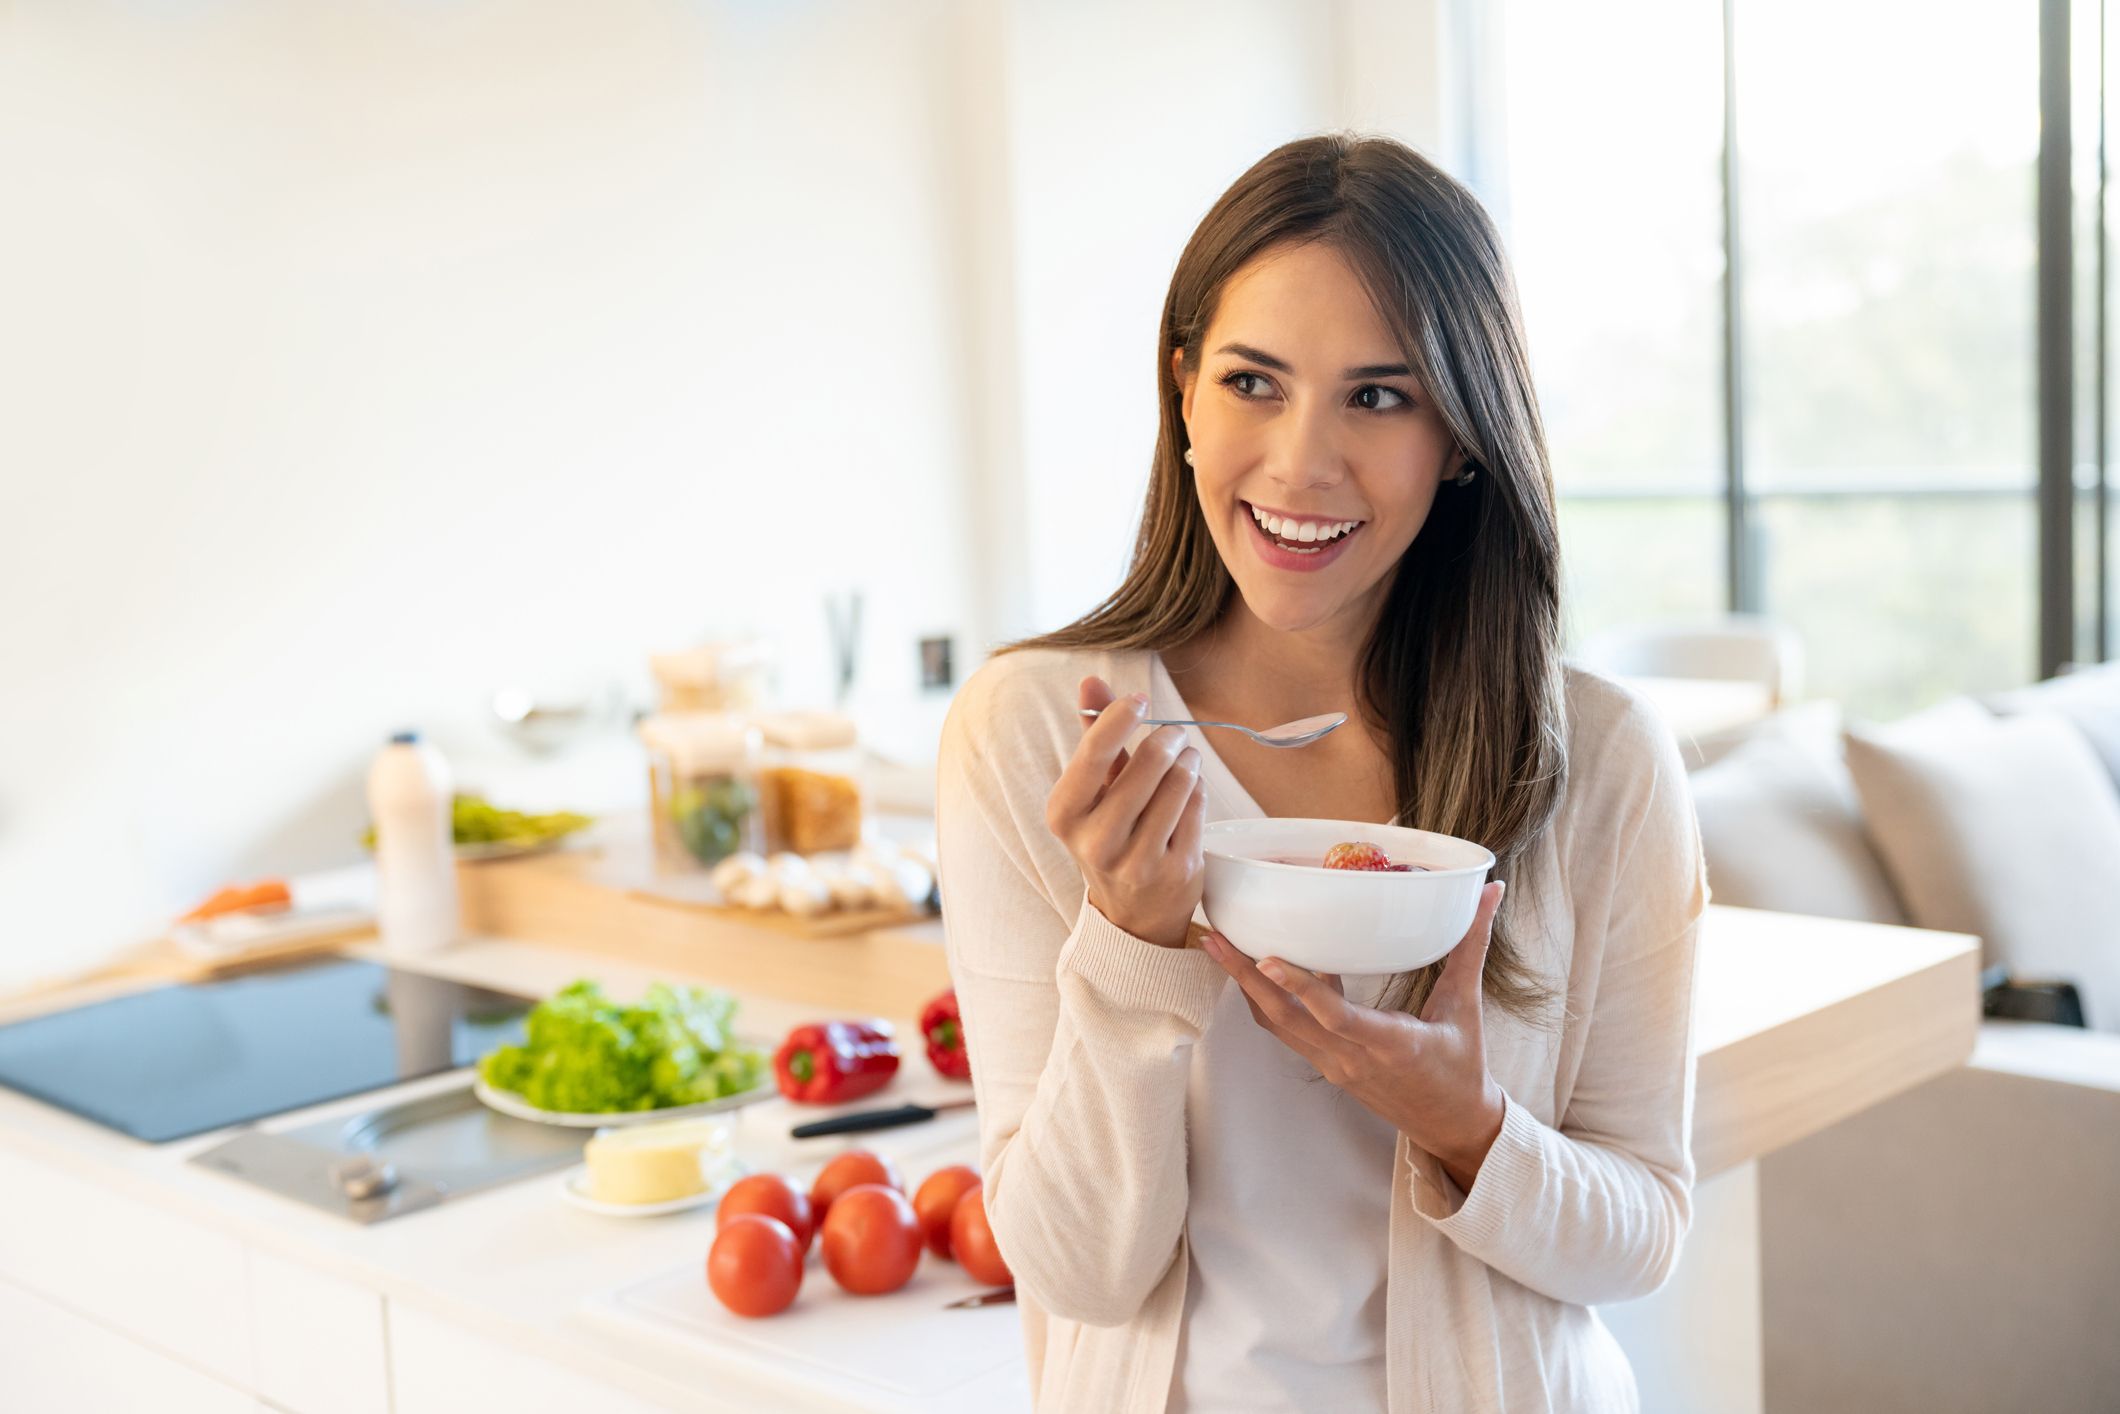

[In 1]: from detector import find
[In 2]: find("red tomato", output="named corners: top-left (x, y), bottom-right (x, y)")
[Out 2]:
top-left (819, 1183), bottom-right (923, 1295)
top-left (950, 1185), bottom-right (1012, 1288)
top-left (706, 1214), bottom-right (804, 1317)
top-left (808, 1150), bottom-right (903, 1222)
top-left (912, 1165), bottom-right (982, 1258)
top-left (718, 1173), bottom-right (816, 1255)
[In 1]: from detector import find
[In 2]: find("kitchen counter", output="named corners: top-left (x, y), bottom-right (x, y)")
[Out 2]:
top-left (0, 906), bottom-right (1979, 1414)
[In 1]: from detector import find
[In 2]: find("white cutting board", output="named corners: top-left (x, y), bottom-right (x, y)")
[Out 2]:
top-left (583, 1257), bottom-right (1027, 1411)
top-left (579, 1118), bottom-right (1031, 1412)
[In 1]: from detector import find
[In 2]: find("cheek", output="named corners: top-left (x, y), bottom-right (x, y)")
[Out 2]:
top-left (1192, 462), bottom-right (1244, 521)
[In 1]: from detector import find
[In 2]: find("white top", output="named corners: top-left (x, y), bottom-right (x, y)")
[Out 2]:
top-left (1153, 652), bottom-right (1396, 1412)
top-left (933, 644), bottom-right (1709, 1413)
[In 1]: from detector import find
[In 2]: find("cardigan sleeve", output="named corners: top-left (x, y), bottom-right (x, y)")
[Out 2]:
top-left (1406, 700), bottom-right (1708, 1306)
top-left (933, 664), bottom-right (1227, 1327)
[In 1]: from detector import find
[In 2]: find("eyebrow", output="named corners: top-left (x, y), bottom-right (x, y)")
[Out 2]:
top-left (1214, 341), bottom-right (1411, 381)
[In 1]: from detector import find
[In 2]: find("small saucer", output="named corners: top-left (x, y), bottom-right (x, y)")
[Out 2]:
top-left (560, 1155), bottom-right (746, 1218)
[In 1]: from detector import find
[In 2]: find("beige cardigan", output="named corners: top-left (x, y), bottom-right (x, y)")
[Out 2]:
top-left (934, 646), bottom-right (1708, 1413)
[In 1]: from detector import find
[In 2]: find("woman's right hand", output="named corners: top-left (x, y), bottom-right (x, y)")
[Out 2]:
top-left (1044, 675), bottom-right (1208, 948)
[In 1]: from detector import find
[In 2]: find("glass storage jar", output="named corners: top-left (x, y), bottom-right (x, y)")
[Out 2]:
top-left (637, 712), bottom-right (765, 871)
top-left (752, 709), bottom-right (864, 856)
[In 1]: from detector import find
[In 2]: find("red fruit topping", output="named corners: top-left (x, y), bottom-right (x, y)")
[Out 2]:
top-left (1323, 841), bottom-right (1395, 871)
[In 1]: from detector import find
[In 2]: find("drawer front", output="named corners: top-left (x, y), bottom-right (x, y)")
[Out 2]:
top-left (0, 1148), bottom-right (254, 1388)
top-left (250, 1250), bottom-right (389, 1414)
top-left (0, 1273), bottom-right (256, 1414)
top-left (389, 1301), bottom-right (686, 1414)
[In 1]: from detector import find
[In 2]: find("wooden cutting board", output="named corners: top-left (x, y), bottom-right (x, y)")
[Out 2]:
top-left (624, 887), bottom-right (936, 940)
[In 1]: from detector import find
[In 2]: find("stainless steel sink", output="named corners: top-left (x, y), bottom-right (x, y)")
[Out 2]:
top-left (190, 1079), bottom-right (584, 1224)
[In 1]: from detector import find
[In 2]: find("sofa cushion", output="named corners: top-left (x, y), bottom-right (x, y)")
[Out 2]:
top-left (1843, 697), bottom-right (2120, 1031)
top-left (1689, 702), bottom-right (1908, 925)
top-left (1985, 660), bottom-right (2120, 793)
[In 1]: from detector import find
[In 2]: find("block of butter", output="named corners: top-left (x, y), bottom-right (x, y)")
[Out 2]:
top-left (582, 1118), bottom-right (733, 1205)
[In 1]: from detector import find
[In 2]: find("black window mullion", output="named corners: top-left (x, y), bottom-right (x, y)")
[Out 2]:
top-left (2041, 0), bottom-right (2079, 677)
top-left (2100, 0), bottom-right (2112, 661)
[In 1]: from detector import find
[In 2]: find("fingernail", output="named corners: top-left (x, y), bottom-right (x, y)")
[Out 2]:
top-left (1259, 961), bottom-right (1288, 986)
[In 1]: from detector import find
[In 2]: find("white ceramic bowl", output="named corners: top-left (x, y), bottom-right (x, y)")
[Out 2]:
top-left (1201, 818), bottom-right (1495, 974)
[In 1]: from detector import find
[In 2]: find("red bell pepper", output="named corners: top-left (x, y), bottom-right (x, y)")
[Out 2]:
top-left (922, 989), bottom-right (970, 1081)
top-left (774, 1020), bottom-right (900, 1105)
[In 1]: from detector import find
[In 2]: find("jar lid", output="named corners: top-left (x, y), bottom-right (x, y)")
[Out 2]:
top-left (649, 640), bottom-right (769, 689)
top-left (753, 709), bottom-right (858, 750)
top-left (637, 712), bottom-right (760, 773)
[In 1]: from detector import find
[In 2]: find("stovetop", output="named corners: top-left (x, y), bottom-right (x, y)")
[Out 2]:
top-left (0, 956), bottom-right (532, 1142)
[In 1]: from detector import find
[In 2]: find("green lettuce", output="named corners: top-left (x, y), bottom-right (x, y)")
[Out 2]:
top-left (477, 978), bottom-right (765, 1113)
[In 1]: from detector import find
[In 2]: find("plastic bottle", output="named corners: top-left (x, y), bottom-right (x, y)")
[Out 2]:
top-left (366, 730), bottom-right (459, 954)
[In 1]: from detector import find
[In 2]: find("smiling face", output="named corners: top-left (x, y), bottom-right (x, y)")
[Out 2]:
top-left (1175, 239), bottom-right (1466, 642)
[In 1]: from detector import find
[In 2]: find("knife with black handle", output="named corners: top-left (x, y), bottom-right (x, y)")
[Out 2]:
top-left (946, 1286), bottom-right (1016, 1310)
top-left (789, 1094), bottom-right (975, 1140)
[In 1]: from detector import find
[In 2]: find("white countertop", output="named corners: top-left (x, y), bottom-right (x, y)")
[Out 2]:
top-left (0, 935), bottom-right (1014, 1414)
top-left (0, 904), bottom-right (1979, 1412)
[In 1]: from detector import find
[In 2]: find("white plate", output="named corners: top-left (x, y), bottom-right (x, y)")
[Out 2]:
top-left (560, 1154), bottom-right (747, 1218)
top-left (473, 1075), bottom-right (777, 1129)
top-left (454, 834), bottom-right (584, 863)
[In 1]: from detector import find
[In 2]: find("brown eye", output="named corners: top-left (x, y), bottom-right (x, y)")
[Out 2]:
top-left (1353, 385), bottom-right (1411, 412)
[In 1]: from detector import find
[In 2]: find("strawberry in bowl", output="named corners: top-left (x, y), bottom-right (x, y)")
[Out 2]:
top-left (1321, 841), bottom-right (1418, 872)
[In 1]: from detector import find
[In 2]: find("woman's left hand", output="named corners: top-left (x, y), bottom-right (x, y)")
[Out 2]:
top-left (1202, 880), bottom-right (1508, 1194)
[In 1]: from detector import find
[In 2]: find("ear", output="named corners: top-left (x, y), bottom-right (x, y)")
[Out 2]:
top-left (1171, 346), bottom-right (1196, 426)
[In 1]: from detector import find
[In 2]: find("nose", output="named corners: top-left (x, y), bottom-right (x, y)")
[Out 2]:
top-left (1265, 396), bottom-right (1346, 493)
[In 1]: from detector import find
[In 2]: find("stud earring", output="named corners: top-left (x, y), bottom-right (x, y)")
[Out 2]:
top-left (1455, 463), bottom-right (1479, 485)
top-left (1183, 448), bottom-right (1196, 467)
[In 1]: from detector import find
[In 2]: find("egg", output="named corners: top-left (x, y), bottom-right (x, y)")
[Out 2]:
top-left (734, 873), bottom-right (782, 909)
top-left (779, 875), bottom-right (832, 916)
top-left (767, 851), bottom-right (814, 884)
top-left (874, 857), bottom-right (934, 910)
top-left (709, 851), bottom-right (764, 895)
top-left (823, 869), bottom-right (875, 909)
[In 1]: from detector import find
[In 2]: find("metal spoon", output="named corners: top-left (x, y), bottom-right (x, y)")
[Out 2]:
top-left (1077, 706), bottom-right (1347, 748)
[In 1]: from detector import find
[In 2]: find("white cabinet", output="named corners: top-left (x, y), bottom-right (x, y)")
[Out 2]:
top-left (0, 1145), bottom-right (396, 1414)
top-left (249, 1251), bottom-right (391, 1414)
top-left (388, 1302), bottom-right (684, 1414)
top-left (0, 1274), bottom-right (256, 1414)
top-left (0, 1147), bottom-right (255, 1389)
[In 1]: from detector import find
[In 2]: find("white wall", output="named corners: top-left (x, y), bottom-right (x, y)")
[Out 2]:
top-left (0, 0), bottom-right (984, 986)
top-left (0, 0), bottom-right (1453, 987)
top-left (995, 0), bottom-right (1454, 638)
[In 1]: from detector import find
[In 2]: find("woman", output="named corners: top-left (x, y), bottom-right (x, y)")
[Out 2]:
top-left (934, 132), bottom-right (1707, 1413)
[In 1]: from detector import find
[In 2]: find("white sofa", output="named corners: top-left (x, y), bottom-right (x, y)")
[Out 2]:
top-left (1683, 664), bottom-right (2120, 1414)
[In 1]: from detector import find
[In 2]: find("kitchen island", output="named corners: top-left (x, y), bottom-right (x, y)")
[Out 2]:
top-left (0, 890), bottom-right (1977, 1414)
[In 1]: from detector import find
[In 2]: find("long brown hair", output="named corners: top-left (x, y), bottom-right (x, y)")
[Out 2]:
top-left (997, 132), bottom-right (1567, 1024)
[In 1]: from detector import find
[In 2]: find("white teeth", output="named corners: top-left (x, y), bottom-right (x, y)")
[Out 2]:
top-left (1248, 504), bottom-right (1360, 545)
